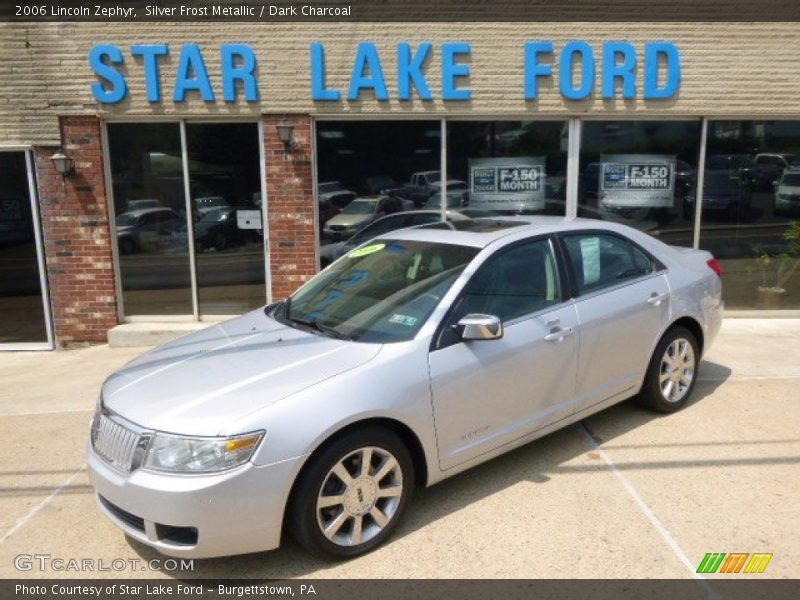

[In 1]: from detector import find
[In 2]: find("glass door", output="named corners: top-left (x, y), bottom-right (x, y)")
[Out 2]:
top-left (106, 121), bottom-right (267, 318)
top-left (0, 150), bottom-right (53, 349)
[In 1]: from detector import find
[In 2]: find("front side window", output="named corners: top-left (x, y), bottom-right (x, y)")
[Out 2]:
top-left (454, 239), bottom-right (561, 323)
top-left (562, 233), bottom-right (655, 296)
top-left (277, 240), bottom-right (479, 343)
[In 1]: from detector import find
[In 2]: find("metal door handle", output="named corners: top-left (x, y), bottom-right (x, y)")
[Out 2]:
top-left (647, 293), bottom-right (667, 306)
top-left (544, 327), bottom-right (574, 342)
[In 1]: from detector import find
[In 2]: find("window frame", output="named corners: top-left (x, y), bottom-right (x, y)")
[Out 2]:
top-left (431, 234), bottom-right (571, 351)
top-left (553, 229), bottom-right (666, 301)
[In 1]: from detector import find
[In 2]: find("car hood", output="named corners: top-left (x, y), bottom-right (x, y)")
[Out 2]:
top-left (778, 184), bottom-right (800, 194)
top-left (319, 241), bottom-right (347, 260)
top-left (326, 213), bottom-right (372, 228)
top-left (101, 310), bottom-right (381, 435)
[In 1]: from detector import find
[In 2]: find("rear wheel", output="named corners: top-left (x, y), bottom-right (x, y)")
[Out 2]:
top-left (288, 427), bottom-right (414, 559)
top-left (637, 326), bottom-right (699, 413)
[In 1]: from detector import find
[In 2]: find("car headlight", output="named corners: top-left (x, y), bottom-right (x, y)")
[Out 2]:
top-left (143, 431), bottom-right (264, 474)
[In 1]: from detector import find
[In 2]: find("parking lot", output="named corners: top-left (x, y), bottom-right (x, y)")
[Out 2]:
top-left (0, 318), bottom-right (797, 579)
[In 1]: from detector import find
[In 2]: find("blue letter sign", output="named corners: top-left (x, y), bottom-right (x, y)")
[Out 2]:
top-left (221, 44), bottom-right (258, 102)
top-left (347, 42), bottom-right (389, 101)
top-left (89, 44), bottom-right (127, 104)
top-left (130, 44), bottom-right (169, 102)
top-left (173, 44), bottom-right (215, 102)
top-left (644, 42), bottom-right (681, 99)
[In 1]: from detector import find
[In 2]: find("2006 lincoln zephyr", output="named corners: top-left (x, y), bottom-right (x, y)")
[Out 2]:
top-left (87, 216), bottom-right (723, 559)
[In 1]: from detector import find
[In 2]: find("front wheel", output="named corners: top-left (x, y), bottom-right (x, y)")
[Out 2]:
top-left (288, 427), bottom-right (414, 559)
top-left (637, 326), bottom-right (699, 413)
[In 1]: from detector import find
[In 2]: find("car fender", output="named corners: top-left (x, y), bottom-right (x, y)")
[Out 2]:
top-left (238, 337), bottom-right (439, 485)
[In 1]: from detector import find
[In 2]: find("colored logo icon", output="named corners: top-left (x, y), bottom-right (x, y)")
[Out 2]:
top-left (696, 553), bottom-right (773, 574)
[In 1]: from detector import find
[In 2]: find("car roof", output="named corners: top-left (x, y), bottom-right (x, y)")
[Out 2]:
top-left (374, 216), bottom-right (634, 248)
top-left (122, 207), bottom-right (176, 217)
top-left (373, 209), bottom-right (470, 222)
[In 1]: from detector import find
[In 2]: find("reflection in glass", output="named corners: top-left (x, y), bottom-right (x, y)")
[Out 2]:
top-left (184, 123), bottom-right (265, 315)
top-left (107, 123), bottom-right (192, 315)
top-left (315, 121), bottom-right (440, 245)
top-left (448, 121), bottom-right (569, 217)
top-left (578, 121), bottom-right (700, 245)
top-left (0, 152), bottom-right (48, 344)
top-left (699, 121), bottom-right (800, 309)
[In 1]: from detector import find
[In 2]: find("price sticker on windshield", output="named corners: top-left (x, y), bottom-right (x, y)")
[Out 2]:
top-left (349, 243), bottom-right (385, 258)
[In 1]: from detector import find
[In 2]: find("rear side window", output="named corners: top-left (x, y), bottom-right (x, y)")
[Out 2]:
top-left (562, 233), bottom-right (655, 296)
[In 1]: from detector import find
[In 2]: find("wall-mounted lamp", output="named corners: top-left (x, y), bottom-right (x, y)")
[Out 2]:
top-left (50, 152), bottom-right (75, 177)
top-left (276, 118), bottom-right (294, 152)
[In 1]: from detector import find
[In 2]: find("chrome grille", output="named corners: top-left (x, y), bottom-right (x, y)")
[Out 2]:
top-left (92, 413), bottom-right (141, 472)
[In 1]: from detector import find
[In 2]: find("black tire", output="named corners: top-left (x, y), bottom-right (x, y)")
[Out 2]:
top-left (637, 326), bottom-right (700, 413)
top-left (287, 426), bottom-right (414, 559)
top-left (118, 237), bottom-right (135, 255)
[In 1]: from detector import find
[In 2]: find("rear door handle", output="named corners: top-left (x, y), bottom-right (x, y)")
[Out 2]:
top-left (647, 292), bottom-right (668, 306)
top-left (544, 327), bottom-right (574, 342)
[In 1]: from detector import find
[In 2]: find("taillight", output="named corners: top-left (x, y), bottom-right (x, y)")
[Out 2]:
top-left (707, 257), bottom-right (724, 277)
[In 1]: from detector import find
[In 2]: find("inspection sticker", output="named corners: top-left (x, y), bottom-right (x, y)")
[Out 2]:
top-left (349, 243), bottom-right (385, 258)
top-left (389, 314), bottom-right (418, 326)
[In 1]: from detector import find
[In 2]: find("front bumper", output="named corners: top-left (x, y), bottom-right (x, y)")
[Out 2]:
top-left (86, 443), bottom-right (302, 558)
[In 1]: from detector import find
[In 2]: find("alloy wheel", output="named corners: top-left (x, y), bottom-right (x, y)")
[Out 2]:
top-left (316, 446), bottom-right (403, 547)
top-left (659, 337), bottom-right (696, 403)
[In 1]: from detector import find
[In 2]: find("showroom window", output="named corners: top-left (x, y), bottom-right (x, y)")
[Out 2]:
top-left (106, 122), bottom-right (266, 318)
top-left (578, 120), bottom-right (701, 246)
top-left (315, 120), bottom-right (568, 268)
top-left (447, 121), bottom-right (569, 217)
top-left (699, 121), bottom-right (800, 309)
top-left (316, 121), bottom-right (441, 251)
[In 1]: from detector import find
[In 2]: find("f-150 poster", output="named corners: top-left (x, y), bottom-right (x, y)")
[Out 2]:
top-left (469, 157), bottom-right (546, 210)
top-left (599, 154), bottom-right (676, 208)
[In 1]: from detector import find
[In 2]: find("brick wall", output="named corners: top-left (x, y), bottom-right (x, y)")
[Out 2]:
top-left (263, 115), bottom-right (318, 301)
top-left (34, 116), bottom-right (118, 344)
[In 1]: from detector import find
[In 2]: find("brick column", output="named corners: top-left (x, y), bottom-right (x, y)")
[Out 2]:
top-left (263, 114), bottom-right (317, 300)
top-left (34, 115), bottom-right (118, 345)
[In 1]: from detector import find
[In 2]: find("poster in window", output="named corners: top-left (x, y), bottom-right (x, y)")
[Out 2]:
top-left (469, 157), bottom-right (546, 210)
top-left (599, 154), bottom-right (676, 208)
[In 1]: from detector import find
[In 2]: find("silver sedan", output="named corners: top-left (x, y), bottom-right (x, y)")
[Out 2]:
top-left (87, 216), bottom-right (724, 559)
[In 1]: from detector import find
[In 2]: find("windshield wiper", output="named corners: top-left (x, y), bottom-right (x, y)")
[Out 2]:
top-left (315, 321), bottom-right (354, 341)
top-left (287, 314), bottom-right (353, 341)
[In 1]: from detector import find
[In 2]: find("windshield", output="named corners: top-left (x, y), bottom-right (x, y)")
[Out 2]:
top-left (115, 214), bottom-right (137, 227)
top-left (341, 200), bottom-right (377, 215)
top-left (704, 171), bottom-right (741, 189)
top-left (318, 182), bottom-right (343, 194)
top-left (425, 193), bottom-right (463, 209)
top-left (707, 155), bottom-right (753, 169)
top-left (275, 239), bottom-right (479, 343)
top-left (197, 197), bottom-right (226, 207)
top-left (781, 173), bottom-right (800, 186)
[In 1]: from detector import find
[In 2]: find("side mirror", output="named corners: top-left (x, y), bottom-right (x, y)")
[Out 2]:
top-left (457, 313), bottom-right (503, 341)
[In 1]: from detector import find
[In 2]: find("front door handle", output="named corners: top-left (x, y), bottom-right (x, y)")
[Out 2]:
top-left (647, 292), bottom-right (668, 306)
top-left (544, 326), bottom-right (574, 342)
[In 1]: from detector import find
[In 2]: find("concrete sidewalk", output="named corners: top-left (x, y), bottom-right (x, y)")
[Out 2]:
top-left (0, 319), bottom-right (797, 579)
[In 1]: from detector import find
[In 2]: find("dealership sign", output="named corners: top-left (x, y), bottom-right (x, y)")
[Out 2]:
top-left (88, 41), bottom-right (681, 104)
top-left (599, 154), bottom-right (677, 208)
top-left (470, 157), bottom-right (546, 211)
